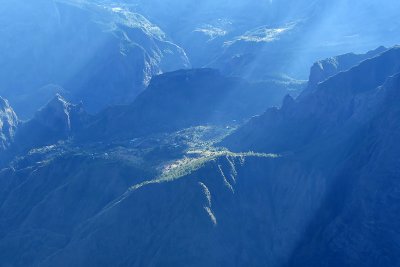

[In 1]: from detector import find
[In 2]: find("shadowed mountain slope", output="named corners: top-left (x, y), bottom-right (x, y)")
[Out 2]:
top-left (11, 95), bottom-right (88, 154)
top-left (308, 46), bottom-right (387, 88)
top-left (84, 68), bottom-right (303, 140)
top-left (0, 0), bottom-right (189, 118)
top-left (222, 46), bottom-right (400, 153)
top-left (21, 46), bottom-right (400, 267)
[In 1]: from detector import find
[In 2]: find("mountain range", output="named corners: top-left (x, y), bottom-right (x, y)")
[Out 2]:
top-left (2, 0), bottom-right (400, 119)
top-left (0, 0), bottom-right (189, 118)
top-left (1, 1), bottom-right (400, 266)
top-left (1, 45), bottom-right (400, 266)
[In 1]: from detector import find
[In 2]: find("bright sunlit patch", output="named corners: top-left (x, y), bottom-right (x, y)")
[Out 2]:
top-left (225, 22), bottom-right (296, 46)
top-left (194, 19), bottom-right (232, 40)
top-left (101, 4), bottom-right (166, 39)
top-left (111, 7), bottom-right (123, 13)
top-left (194, 25), bottom-right (228, 39)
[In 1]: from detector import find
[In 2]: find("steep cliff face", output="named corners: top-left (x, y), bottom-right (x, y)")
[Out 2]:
top-left (40, 154), bottom-right (328, 267)
top-left (218, 46), bottom-right (400, 266)
top-left (222, 46), bottom-right (400, 154)
top-left (0, 147), bottom-right (152, 267)
top-left (308, 46), bottom-right (387, 88)
top-left (34, 94), bottom-right (86, 134)
top-left (0, 0), bottom-right (190, 118)
top-left (12, 95), bottom-right (88, 153)
top-left (84, 68), bottom-right (303, 140)
top-left (289, 73), bottom-right (400, 267)
top-left (0, 97), bottom-right (18, 150)
top-left (131, 0), bottom-right (400, 80)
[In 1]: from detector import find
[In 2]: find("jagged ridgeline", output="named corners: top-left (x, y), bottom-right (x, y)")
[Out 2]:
top-left (2, 0), bottom-right (399, 119)
top-left (1, 68), bottom-right (302, 158)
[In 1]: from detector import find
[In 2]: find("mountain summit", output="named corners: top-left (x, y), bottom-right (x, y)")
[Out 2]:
top-left (12, 94), bottom-right (88, 153)
top-left (223, 46), bottom-right (400, 153)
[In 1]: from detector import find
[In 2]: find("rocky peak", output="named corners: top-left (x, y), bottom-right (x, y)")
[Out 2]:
top-left (308, 46), bottom-right (387, 89)
top-left (34, 94), bottom-right (85, 134)
top-left (222, 46), bottom-right (400, 153)
top-left (10, 94), bottom-right (88, 154)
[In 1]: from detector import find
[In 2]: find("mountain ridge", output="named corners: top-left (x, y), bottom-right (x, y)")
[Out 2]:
top-left (0, 0), bottom-right (190, 118)
top-left (222, 46), bottom-right (400, 153)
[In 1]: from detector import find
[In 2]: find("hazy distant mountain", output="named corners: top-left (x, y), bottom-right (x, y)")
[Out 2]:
top-left (0, 0), bottom-right (189, 118)
top-left (121, 0), bottom-right (400, 80)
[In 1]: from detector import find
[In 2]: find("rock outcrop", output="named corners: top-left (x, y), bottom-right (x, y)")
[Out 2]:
top-left (13, 94), bottom-right (88, 153)
top-left (308, 46), bottom-right (387, 88)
